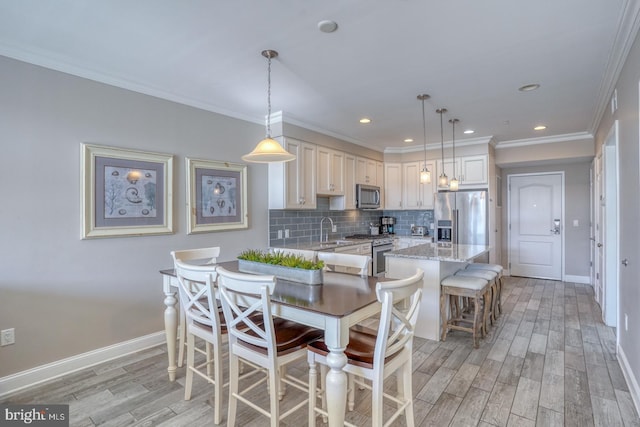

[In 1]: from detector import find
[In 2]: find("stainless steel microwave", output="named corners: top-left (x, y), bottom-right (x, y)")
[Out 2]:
top-left (356, 184), bottom-right (381, 209)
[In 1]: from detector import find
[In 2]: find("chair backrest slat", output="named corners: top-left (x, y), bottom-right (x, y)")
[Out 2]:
top-left (174, 259), bottom-right (221, 336)
top-left (216, 267), bottom-right (277, 356)
top-left (317, 251), bottom-right (371, 277)
top-left (374, 269), bottom-right (424, 370)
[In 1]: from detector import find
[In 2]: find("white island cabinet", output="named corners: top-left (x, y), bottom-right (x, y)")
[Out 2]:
top-left (385, 243), bottom-right (489, 341)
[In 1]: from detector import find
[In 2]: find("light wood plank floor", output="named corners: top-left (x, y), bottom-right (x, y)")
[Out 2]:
top-left (3, 277), bottom-right (639, 426)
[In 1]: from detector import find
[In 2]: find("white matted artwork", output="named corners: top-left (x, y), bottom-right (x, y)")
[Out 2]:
top-left (186, 158), bottom-right (248, 234)
top-left (81, 143), bottom-right (174, 239)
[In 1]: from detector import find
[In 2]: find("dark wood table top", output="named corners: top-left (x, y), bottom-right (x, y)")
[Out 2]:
top-left (161, 260), bottom-right (384, 318)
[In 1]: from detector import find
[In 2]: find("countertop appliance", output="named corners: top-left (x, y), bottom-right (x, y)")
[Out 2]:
top-left (434, 190), bottom-right (488, 260)
top-left (344, 234), bottom-right (394, 277)
top-left (356, 184), bottom-right (381, 209)
top-left (380, 216), bottom-right (396, 234)
top-left (411, 225), bottom-right (427, 236)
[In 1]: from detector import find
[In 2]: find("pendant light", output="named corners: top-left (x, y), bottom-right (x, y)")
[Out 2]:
top-left (242, 50), bottom-right (296, 163)
top-left (417, 94), bottom-right (431, 184)
top-left (448, 118), bottom-right (459, 191)
top-left (436, 108), bottom-right (449, 188)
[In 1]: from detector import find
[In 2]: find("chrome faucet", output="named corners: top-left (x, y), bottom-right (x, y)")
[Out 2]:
top-left (320, 216), bottom-right (334, 242)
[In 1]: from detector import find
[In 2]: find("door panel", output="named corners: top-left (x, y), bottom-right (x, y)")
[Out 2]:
top-left (509, 173), bottom-right (562, 280)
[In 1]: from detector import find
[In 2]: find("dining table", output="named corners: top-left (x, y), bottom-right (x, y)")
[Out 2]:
top-left (160, 260), bottom-right (384, 427)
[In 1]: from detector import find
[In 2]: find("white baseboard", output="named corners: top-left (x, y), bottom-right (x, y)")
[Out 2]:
top-left (618, 343), bottom-right (640, 417)
top-left (0, 331), bottom-right (166, 398)
top-left (563, 274), bottom-right (591, 284)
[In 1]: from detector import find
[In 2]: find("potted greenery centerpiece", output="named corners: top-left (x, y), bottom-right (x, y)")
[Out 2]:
top-left (237, 249), bottom-right (325, 285)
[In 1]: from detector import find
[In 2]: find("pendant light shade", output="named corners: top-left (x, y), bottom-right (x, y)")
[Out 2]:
top-left (242, 50), bottom-right (296, 163)
top-left (449, 118), bottom-right (459, 192)
top-left (437, 108), bottom-right (449, 188)
top-left (417, 94), bottom-right (431, 184)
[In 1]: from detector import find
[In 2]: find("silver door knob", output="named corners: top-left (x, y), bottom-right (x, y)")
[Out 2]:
top-left (622, 259), bottom-right (629, 266)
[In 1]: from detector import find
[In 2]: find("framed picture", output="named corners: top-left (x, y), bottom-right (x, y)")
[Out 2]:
top-left (186, 158), bottom-right (248, 234)
top-left (81, 143), bottom-right (174, 239)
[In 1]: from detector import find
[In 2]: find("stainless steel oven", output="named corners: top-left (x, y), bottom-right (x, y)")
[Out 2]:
top-left (345, 234), bottom-right (394, 277)
top-left (372, 241), bottom-right (394, 277)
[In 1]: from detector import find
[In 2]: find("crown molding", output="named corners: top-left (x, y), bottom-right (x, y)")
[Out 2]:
top-left (589, 0), bottom-right (640, 133)
top-left (270, 111), bottom-right (370, 147)
top-left (384, 135), bottom-right (495, 154)
top-left (495, 132), bottom-right (593, 149)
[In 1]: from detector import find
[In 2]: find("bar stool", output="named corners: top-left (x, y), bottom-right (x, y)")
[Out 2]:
top-left (455, 268), bottom-right (498, 333)
top-left (465, 263), bottom-right (504, 319)
top-left (440, 275), bottom-right (490, 348)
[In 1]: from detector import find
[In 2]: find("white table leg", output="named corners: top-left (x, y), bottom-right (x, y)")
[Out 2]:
top-left (325, 346), bottom-right (348, 427)
top-left (162, 275), bottom-right (178, 381)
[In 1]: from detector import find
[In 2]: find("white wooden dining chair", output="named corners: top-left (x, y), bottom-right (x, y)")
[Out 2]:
top-left (317, 251), bottom-right (371, 277)
top-left (216, 267), bottom-right (323, 427)
top-left (173, 259), bottom-right (226, 424)
top-left (171, 247), bottom-right (220, 368)
top-left (307, 268), bottom-right (424, 427)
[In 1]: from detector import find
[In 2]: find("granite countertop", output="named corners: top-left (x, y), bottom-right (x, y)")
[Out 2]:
top-left (270, 239), bottom-right (363, 252)
top-left (385, 243), bottom-right (489, 262)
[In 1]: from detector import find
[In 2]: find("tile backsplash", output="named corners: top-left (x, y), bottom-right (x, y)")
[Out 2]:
top-left (269, 197), bottom-right (433, 246)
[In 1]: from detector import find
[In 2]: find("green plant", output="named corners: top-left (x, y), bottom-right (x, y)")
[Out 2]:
top-left (237, 249), bottom-right (324, 270)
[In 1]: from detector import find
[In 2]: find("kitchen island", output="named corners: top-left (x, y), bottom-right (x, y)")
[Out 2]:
top-left (385, 243), bottom-right (490, 341)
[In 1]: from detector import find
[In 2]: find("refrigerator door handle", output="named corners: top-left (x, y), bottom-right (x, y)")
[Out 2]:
top-left (452, 209), bottom-right (459, 244)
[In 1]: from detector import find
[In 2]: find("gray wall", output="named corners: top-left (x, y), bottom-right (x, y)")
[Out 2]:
top-left (500, 162), bottom-right (592, 278)
top-left (0, 56), bottom-right (271, 377)
top-left (593, 22), bottom-right (640, 404)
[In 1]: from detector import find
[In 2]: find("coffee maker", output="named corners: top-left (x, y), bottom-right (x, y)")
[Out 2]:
top-left (380, 216), bottom-right (396, 234)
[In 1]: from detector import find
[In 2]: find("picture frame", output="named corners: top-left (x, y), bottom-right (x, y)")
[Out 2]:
top-left (81, 143), bottom-right (174, 239)
top-left (186, 158), bottom-right (248, 234)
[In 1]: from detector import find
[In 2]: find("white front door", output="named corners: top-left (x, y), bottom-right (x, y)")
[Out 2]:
top-left (508, 173), bottom-right (563, 280)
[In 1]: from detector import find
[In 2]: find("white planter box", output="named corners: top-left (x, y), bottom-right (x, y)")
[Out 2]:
top-left (237, 259), bottom-right (323, 285)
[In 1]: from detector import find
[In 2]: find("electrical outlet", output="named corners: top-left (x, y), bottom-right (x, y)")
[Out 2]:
top-left (277, 230), bottom-right (283, 239)
top-left (1, 328), bottom-right (15, 346)
top-left (332, 225), bottom-right (337, 232)
top-left (284, 229), bottom-right (289, 238)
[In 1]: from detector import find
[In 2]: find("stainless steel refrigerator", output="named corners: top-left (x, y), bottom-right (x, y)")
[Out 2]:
top-left (434, 190), bottom-right (488, 249)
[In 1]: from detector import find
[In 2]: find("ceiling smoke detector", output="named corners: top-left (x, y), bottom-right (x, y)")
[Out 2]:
top-left (318, 20), bottom-right (338, 33)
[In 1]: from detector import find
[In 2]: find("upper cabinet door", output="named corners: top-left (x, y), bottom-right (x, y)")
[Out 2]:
top-left (437, 154), bottom-right (488, 188)
top-left (356, 157), bottom-right (377, 185)
top-left (344, 154), bottom-right (357, 209)
top-left (384, 163), bottom-right (403, 209)
top-left (268, 138), bottom-right (316, 209)
top-left (317, 146), bottom-right (345, 195)
top-left (459, 155), bottom-right (488, 187)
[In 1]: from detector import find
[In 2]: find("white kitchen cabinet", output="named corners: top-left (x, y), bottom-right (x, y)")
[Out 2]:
top-left (402, 161), bottom-right (436, 209)
top-left (384, 163), bottom-right (403, 209)
top-left (317, 146), bottom-right (345, 195)
top-left (356, 157), bottom-right (377, 185)
top-left (268, 137), bottom-right (317, 209)
top-left (437, 154), bottom-right (488, 188)
top-left (343, 153), bottom-right (357, 209)
top-left (459, 155), bottom-right (488, 186)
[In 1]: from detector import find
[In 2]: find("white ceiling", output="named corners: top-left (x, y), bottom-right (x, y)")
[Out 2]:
top-left (0, 1), bottom-right (636, 152)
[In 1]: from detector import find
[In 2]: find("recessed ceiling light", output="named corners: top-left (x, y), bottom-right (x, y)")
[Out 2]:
top-left (359, 117), bottom-right (372, 124)
top-left (404, 138), bottom-right (414, 143)
top-left (318, 20), bottom-right (338, 33)
top-left (519, 83), bottom-right (540, 92)
top-left (463, 129), bottom-right (474, 134)
top-left (534, 125), bottom-right (547, 131)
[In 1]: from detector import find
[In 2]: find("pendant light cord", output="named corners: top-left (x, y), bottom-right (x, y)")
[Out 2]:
top-left (440, 109), bottom-right (445, 164)
top-left (452, 119), bottom-right (456, 177)
top-left (266, 54), bottom-right (272, 138)
top-left (422, 99), bottom-right (427, 165)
